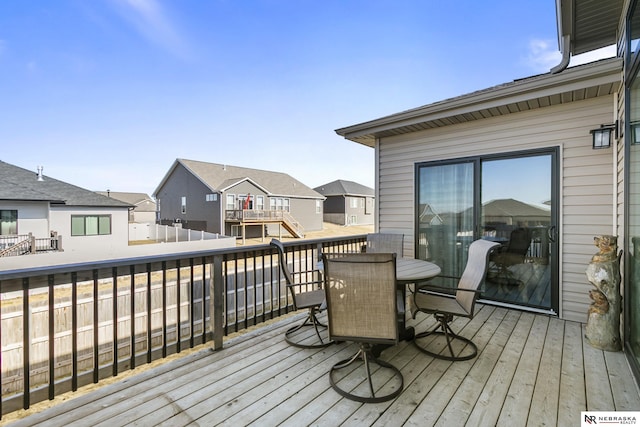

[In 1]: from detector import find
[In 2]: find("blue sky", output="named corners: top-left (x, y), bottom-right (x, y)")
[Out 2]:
top-left (0, 1), bottom-right (614, 196)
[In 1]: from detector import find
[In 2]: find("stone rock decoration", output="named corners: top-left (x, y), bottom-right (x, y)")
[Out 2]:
top-left (585, 235), bottom-right (622, 351)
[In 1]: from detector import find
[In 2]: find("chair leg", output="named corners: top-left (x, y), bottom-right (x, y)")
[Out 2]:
top-left (413, 313), bottom-right (478, 361)
top-left (285, 308), bottom-right (333, 349)
top-left (329, 343), bottom-right (403, 403)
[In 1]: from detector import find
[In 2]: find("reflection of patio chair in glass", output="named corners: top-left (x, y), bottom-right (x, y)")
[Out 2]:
top-left (412, 239), bottom-right (499, 361)
top-left (271, 239), bottom-right (332, 348)
top-left (323, 252), bottom-right (403, 403)
top-left (488, 227), bottom-right (532, 286)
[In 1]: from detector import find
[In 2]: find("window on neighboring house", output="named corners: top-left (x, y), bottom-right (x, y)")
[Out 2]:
top-left (181, 196), bottom-right (187, 214)
top-left (256, 195), bottom-right (264, 210)
top-left (283, 198), bottom-right (290, 212)
top-left (270, 198), bottom-right (276, 210)
top-left (226, 194), bottom-right (235, 210)
top-left (71, 215), bottom-right (111, 236)
top-left (316, 200), bottom-right (322, 214)
top-left (350, 197), bottom-right (358, 208)
top-left (206, 193), bottom-right (217, 202)
top-left (0, 210), bottom-right (17, 235)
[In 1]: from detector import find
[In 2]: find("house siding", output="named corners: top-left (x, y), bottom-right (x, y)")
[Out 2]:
top-left (156, 163), bottom-right (221, 233)
top-left (49, 207), bottom-right (129, 253)
top-left (0, 201), bottom-right (50, 237)
top-left (377, 95), bottom-right (616, 322)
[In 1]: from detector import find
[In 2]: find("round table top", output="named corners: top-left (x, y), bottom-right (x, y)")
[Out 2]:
top-left (396, 258), bottom-right (441, 283)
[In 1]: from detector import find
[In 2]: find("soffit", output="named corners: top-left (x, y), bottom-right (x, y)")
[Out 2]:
top-left (557, 0), bottom-right (623, 55)
top-left (336, 58), bottom-right (622, 147)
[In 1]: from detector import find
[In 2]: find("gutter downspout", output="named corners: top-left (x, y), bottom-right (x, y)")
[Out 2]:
top-left (613, 91), bottom-right (619, 237)
top-left (551, 34), bottom-right (571, 74)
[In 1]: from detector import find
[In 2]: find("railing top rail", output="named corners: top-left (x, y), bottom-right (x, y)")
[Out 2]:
top-left (0, 234), bottom-right (367, 282)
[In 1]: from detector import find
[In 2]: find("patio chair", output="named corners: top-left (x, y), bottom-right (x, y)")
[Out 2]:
top-left (363, 233), bottom-right (404, 256)
top-left (488, 227), bottom-right (532, 286)
top-left (412, 239), bottom-right (499, 361)
top-left (322, 252), bottom-right (403, 403)
top-left (270, 239), bottom-right (332, 348)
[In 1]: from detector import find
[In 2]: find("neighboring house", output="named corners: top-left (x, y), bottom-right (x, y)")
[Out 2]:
top-left (96, 191), bottom-right (157, 223)
top-left (0, 161), bottom-right (132, 257)
top-left (314, 179), bottom-right (374, 226)
top-left (154, 159), bottom-right (325, 239)
top-left (337, 0), bottom-right (640, 384)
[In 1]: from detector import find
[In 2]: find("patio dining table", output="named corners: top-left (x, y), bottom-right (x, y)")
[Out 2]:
top-left (394, 258), bottom-right (441, 341)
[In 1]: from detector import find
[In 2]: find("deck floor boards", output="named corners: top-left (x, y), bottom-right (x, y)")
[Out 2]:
top-left (5, 305), bottom-right (640, 427)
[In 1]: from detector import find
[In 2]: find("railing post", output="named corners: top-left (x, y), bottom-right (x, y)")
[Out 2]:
top-left (210, 254), bottom-right (225, 350)
top-left (29, 233), bottom-right (35, 254)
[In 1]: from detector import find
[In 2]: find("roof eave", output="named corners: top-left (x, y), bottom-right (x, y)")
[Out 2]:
top-left (335, 57), bottom-right (622, 146)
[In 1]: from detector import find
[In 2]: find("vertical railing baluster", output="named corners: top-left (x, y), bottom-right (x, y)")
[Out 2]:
top-left (261, 249), bottom-right (267, 322)
top-left (232, 253), bottom-right (238, 331)
top-left (22, 277), bottom-right (30, 410)
top-left (93, 270), bottom-right (99, 384)
top-left (129, 265), bottom-right (136, 370)
top-left (112, 267), bottom-right (118, 376)
top-left (274, 250), bottom-right (282, 316)
top-left (211, 254), bottom-right (224, 350)
top-left (176, 259), bottom-right (182, 353)
top-left (244, 252), bottom-right (249, 328)
top-left (48, 275), bottom-right (54, 401)
top-left (189, 258), bottom-right (195, 348)
top-left (162, 261), bottom-right (167, 358)
top-left (146, 263), bottom-right (152, 364)
top-left (253, 251), bottom-right (259, 324)
top-left (71, 272), bottom-right (78, 392)
top-left (223, 257), bottom-right (229, 336)
top-left (201, 257), bottom-right (208, 344)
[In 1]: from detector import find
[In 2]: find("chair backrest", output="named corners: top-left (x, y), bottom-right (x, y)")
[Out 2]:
top-left (456, 239), bottom-right (501, 314)
top-left (506, 227), bottom-right (532, 259)
top-left (270, 239), bottom-right (294, 285)
top-left (323, 253), bottom-right (398, 344)
top-left (366, 233), bottom-right (404, 256)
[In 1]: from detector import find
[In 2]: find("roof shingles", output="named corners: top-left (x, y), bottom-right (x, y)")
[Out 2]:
top-left (0, 161), bottom-right (132, 208)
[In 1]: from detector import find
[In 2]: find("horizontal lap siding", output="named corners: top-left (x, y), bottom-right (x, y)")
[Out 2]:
top-left (378, 95), bottom-right (615, 321)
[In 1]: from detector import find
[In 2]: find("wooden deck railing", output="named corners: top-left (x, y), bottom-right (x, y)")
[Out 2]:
top-left (225, 209), bottom-right (305, 237)
top-left (0, 235), bottom-right (366, 418)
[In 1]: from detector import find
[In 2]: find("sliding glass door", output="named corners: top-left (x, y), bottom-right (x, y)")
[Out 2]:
top-left (416, 148), bottom-right (558, 313)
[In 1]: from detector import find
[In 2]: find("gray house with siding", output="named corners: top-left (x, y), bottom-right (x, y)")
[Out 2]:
top-left (337, 0), bottom-right (640, 385)
top-left (154, 159), bottom-right (325, 239)
top-left (314, 179), bottom-right (374, 226)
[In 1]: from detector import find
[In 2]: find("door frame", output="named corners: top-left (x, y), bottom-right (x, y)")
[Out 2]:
top-left (414, 146), bottom-right (560, 314)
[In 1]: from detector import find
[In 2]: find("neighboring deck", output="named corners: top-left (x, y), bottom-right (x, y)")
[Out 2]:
top-left (6, 305), bottom-right (640, 427)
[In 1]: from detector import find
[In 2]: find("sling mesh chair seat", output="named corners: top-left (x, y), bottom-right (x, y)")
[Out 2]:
top-left (271, 239), bottom-right (332, 348)
top-left (323, 252), bottom-right (403, 403)
top-left (413, 239), bottom-right (499, 361)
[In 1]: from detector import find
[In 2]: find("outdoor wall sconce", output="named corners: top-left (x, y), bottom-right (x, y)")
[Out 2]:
top-left (591, 122), bottom-right (617, 149)
top-left (631, 122), bottom-right (640, 144)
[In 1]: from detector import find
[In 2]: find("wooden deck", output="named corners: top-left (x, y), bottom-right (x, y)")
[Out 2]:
top-left (5, 305), bottom-right (640, 427)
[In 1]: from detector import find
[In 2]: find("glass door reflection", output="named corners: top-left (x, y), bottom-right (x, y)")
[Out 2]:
top-left (481, 155), bottom-right (554, 310)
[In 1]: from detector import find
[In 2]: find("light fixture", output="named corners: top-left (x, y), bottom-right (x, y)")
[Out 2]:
top-left (591, 123), bottom-right (617, 149)
top-left (631, 122), bottom-right (640, 144)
